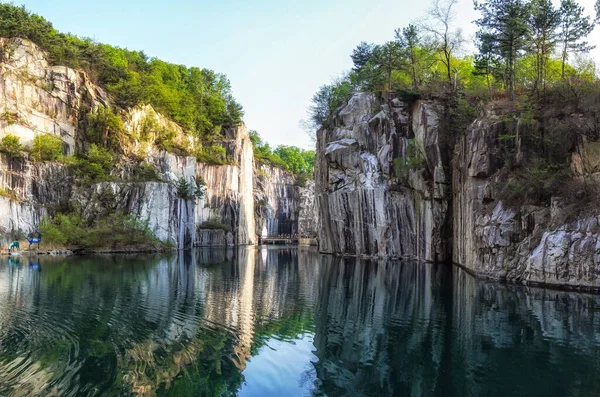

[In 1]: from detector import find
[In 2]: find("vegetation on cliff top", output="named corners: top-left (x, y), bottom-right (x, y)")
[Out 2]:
top-left (0, 4), bottom-right (243, 139)
top-left (307, 0), bottom-right (597, 131)
top-left (249, 130), bottom-right (315, 176)
top-left (308, 0), bottom-right (600, 209)
top-left (0, 3), bottom-right (311, 175)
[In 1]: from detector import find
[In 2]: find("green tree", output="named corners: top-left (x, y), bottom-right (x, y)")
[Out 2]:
top-left (0, 134), bottom-right (23, 157)
top-left (31, 133), bottom-right (63, 162)
top-left (529, 0), bottom-right (560, 94)
top-left (396, 24), bottom-right (423, 90)
top-left (475, 0), bottom-right (530, 100)
top-left (473, 32), bottom-right (503, 94)
top-left (371, 41), bottom-right (405, 92)
top-left (559, 0), bottom-right (595, 79)
top-left (350, 42), bottom-right (374, 71)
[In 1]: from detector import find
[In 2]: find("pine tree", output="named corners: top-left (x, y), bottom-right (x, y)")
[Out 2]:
top-left (474, 0), bottom-right (530, 100)
top-left (350, 42), bottom-right (374, 71)
top-left (396, 24), bottom-right (422, 90)
top-left (473, 32), bottom-right (503, 94)
top-left (529, 0), bottom-right (560, 94)
top-left (371, 41), bottom-right (405, 92)
top-left (559, 0), bottom-right (595, 79)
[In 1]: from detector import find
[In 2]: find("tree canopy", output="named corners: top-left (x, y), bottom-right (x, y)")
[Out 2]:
top-left (0, 4), bottom-right (244, 139)
top-left (306, 0), bottom-right (597, 130)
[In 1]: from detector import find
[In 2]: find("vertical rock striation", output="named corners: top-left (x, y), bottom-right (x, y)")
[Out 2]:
top-left (315, 93), bottom-right (452, 260)
top-left (253, 165), bottom-right (298, 237)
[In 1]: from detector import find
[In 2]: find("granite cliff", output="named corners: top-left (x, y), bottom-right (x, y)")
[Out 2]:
top-left (316, 92), bottom-right (600, 290)
top-left (0, 38), bottom-right (314, 250)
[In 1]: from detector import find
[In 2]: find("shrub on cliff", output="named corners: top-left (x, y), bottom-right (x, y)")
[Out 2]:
top-left (40, 212), bottom-right (162, 250)
top-left (0, 134), bottom-right (23, 157)
top-left (196, 145), bottom-right (229, 165)
top-left (30, 133), bottom-right (63, 162)
top-left (199, 216), bottom-right (230, 232)
top-left (71, 144), bottom-right (115, 185)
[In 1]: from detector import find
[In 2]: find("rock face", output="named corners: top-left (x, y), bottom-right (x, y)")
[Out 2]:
top-left (254, 165), bottom-right (298, 237)
top-left (196, 124), bottom-right (256, 246)
top-left (316, 92), bottom-right (600, 289)
top-left (315, 93), bottom-right (452, 260)
top-left (453, 119), bottom-right (600, 289)
top-left (297, 180), bottom-right (318, 237)
top-left (0, 37), bottom-right (107, 154)
top-left (0, 38), bottom-right (307, 250)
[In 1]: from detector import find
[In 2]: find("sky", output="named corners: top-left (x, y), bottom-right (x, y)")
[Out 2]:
top-left (10, 0), bottom-right (600, 150)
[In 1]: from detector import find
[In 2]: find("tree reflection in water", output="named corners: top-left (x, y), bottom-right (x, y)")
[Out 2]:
top-left (0, 247), bottom-right (598, 396)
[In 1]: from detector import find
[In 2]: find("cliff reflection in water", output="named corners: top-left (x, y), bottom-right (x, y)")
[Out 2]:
top-left (0, 249), bottom-right (599, 396)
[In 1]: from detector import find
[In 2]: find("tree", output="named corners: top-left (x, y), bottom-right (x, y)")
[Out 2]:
top-left (473, 32), bottom-right (503, 94)
top-left (371, 41), bottom-right (405, 92)
top-left (350, 42), bottom-right (374, 71)
top-left (474, 0), bottom-right (530, 100)
top-left (307, 76), bottom-right (352, 129)
top-left (396, 24), bottom-right (422, 90)
top-left (559, 0), bottom-right (595, 79)
top-left (421, 0), bottom-right (462, 84)
top-left (529, 0), bottom-right (560, 94)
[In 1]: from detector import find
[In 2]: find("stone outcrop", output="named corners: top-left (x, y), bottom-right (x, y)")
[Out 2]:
top-left (0, 38), bottom-right (307, 250)
top-left (0, 37), bottom-right (107, 154)
top-left (254, 165), bottom-right (298, 237)
top-left (453, 118), bottom-right (600, 289)
top-left (196, 124), bottom-right (256, 246)
top-left (297, 180), bottom-right (318, 238)
top-left (315, 93), bottom-right (452, 260)
top-left (316, 92), bottom-right (600, 290)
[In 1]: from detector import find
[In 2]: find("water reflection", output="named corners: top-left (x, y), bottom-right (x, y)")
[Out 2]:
top-left (0, 248), bottom-right (598, 396)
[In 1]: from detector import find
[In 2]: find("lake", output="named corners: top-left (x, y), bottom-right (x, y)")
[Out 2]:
top-left (0, 247), bottom-right (599, 396)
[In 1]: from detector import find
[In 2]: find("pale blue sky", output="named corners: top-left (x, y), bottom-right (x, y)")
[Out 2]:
top-left (10, 0), bottom-right (600, 149)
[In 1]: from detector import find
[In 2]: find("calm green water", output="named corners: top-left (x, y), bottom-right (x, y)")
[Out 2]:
top-left (0, 247), bottom-right (599, 396)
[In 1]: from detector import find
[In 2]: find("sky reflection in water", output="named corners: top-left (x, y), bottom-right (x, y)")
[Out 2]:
top-left (0, 247), bottom-right (599, 396)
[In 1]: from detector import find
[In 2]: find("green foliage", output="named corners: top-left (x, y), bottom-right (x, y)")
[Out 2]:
top-left (196, 144), bottom-right (228, 165)
top-left (30, 133), bottom-right (63, 162)
top-left (274, 146), bottom-right (315, 175)
top-left (0, 4), bottom-right (244, 139)
top-left (193, 176), bottom-right (206, 199)
top-left (0, 186), bottom-right (17, 200)
top-left (0, 134), bottom-right (23, 157)
top-left (496, 160), bottom-right (570, 205)
top-left (306, 76), bottom-right (353, 132)
top-left (176, 177), bottom-right (193, 200)
top-left (133, 162), bottom-right (161, 182)
top-left (0, 111), bottom-right (20, 125)
top-left (72, 144), bottom-right (115, 184)
top-left (199, 216), bottom-right (230, 232)
top-left (250, 130), bottom-right (315, 175)
top-left (176, 177), bottom-right (204, 200)
top-left (394, 139), bottom-right (426, 181)
top-left (83, 105), bottom-right (123, 151)
top-left (559, 0), bottom-right (595, 79)
top-left (39, 212), bottom-right (162, 250)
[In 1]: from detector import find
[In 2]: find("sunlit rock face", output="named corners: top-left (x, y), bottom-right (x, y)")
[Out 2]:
top-left (0, 38), bottom-right (108, 154)
top-left (453, 118), bottom-right (600, 289)
top-left (196, 124), bottom-right (256, 246)
top-left (0, 39), bottom-right (266, 249)
top-left (315, 93), bottom-right (452, 260)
